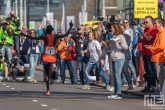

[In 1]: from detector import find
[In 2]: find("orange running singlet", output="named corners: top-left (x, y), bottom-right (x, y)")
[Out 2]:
top-left (42, 34), bottom-right (57, 62)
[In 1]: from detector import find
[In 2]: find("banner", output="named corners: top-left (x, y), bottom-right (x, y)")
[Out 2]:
top-left (66, 16), bottom-right (75, 30)
top-left (61, 3), bottom-right (65, 34)
top-left (29, 21), bottom-right (35, 29)
top-left (43, 17), bottom-right (47, 28)
top-left (46, 12), bottom-right (54, 26)
top-left (134, 0), bottom-right (158, 18)
top-left (79, 5), bottom-right (88, 25)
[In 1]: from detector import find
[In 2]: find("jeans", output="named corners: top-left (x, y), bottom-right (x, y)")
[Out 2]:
top-left (13, 35), bottom-right (20, 56)
top-left (72, 60), bottom-right (78, 83)
top-left (77, 56), bottom-right (94, 84)
top-left (128, 52), bottom-right (137, 81)
top-left (112, 58), bottom-right (125, 94)
top-left (12, 67), bottom-right (29, 80)
top-left (143, 55), bottom-right (157, 87)
top-left (55, 58), bottom-right (61, 80)
top-left (29, 54), bottom-right (38, 78)
top-left (0, 70), bottom-right (4, 76)
top-left (0, 45), bottom-right (12, 63)
top-left (60, 59), bottom-right (74, 82)
top-left (108, 55), bottom-right (114, 86)
top-left (122, 58), bottom-right (133, 88)
top-left (85, 62), bottom-right (109, 86)
top-left (20, 54), bottom-right (29, 64)
top-left (158, 62), bottom-right (165, 91)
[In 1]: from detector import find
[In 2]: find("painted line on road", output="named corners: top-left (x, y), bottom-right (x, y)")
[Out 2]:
top-left (17, 91), bottom-right (21, 92)
top-left (52, 109), bottom-right (57, 110)
top-left (6, 86), bottom-right (10, 88)
top-left (2, 83), bottom-right (6, 85)
top-left (32, 100), bottom-right (38, 102)
top-left (11, 88), bottom-right (15, 90)
top-left (41, 104), bottom-right (48, 107)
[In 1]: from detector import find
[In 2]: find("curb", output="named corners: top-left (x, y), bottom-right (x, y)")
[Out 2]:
top-left (36, 68), bottom-right (145, 97)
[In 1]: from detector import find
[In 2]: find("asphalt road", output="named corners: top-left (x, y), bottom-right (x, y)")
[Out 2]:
top-left (0, 70), bottom-right (154, 110)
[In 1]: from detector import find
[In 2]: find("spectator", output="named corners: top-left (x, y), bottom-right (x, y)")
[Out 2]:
top-left (121, 24), bottom-right (134, 90)
top-left (0, 52), bottom-right (9, 82)
top-left (107, 22), bottom-right (128, 99)
top-left (6, 10), bottom-right (20, 56)
top-left (71, 29), bottom-right (93, 85)
top-left (22, 25), bottom-right (28, 35)
top-left (57, 36), bottom-right (75, 84)
top-left (144, 18), bottom-right (165, 93)
top-left (19, 32), bottom-right (29, 64)
top-left (0, 21), bottom-right (14, 63)
top-left (10, 54), bottom-right (29, 83)
top-left (137, 15), bottom-right (157, 92)
top-left (28, 29), bottom-right (39, 82)
top-left (123, 19), bottom-right (137, 86)
top-left (82, 31), bottom-right (110, 91)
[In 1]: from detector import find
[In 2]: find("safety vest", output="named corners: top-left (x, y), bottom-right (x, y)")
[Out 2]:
top-left (8, 16), bottom-right (20, 35)
top-left (0, 28), bottom-right (13, 45)
top-left (0, 57), bottom-right (5, 71)
top-left (42, 34), bottom-right (57, 62)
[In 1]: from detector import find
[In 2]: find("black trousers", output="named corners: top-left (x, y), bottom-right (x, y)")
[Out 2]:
top-left (122, 58), bottom-right (133, 88)
top-left (132, 52), bottom-right (142, 74)
top-left (12, 67), bottom-right (29, 80)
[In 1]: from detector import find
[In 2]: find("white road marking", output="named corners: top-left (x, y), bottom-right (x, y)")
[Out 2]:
top-left (52, 109), bottom-right (57, 110)
top-left (41, 104), bottom-right (48, 107)
top-left (11, 88), bottom-right (15, 90)
top-left (2, 83), bottom-right (6, 85)
top-left (6, 86), bottom-right (10, 87)
top-left (32, 100), bottom-right (38, 102)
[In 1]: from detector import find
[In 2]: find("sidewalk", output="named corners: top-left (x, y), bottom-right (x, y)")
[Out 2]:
top-left (35, 65), bottom-right (160, 97)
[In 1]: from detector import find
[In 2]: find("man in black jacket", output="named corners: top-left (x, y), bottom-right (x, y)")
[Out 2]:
top-left (121, 25), bottom-right (134, 90)
top-left (71, 29), bottom-right (94, 85)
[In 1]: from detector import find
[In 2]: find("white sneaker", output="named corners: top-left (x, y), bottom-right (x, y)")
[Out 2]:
top-left (107, 95), bottom-right (117, 99)
top-left (106, 85), bottom-right (110, 91)
top-left (110, 94), bottom-right (122, 100)
top-left (109, 86), bottom-right (114, 92)
top-left (54, 79), bottom-right (60, 84)
top-left (82, 85), bottom-right (90, 90)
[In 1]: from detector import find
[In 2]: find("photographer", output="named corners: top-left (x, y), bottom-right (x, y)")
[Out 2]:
top-left (6, 10), bottom-right (20, 56)
top-left (0, 21), bottom-right (14, 62)
top-left (0, 52), bottom-right (9, 82)
top-left (10, 54), bottom-right (29, 83)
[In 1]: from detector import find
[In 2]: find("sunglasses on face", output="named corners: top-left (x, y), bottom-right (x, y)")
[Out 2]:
top-left (30, 31), bottom-right (35, 34)
top-left (123, 22), bottom-right (128, 24)
top-left (144, 21), bottom-right (148, 24)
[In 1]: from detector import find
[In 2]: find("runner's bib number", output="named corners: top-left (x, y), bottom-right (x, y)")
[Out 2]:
top-left (45, 47), bottom-right (55, 55)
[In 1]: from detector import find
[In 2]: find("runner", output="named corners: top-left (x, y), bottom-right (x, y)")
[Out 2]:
top-left (20, 21), bottom-right (73, 95)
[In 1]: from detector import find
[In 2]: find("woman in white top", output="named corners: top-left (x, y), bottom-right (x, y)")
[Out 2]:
top-left (82, 31), bottom-right (110, 90)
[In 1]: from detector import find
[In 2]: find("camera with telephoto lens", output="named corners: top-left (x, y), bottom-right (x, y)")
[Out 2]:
top-left (11, 58), bottom-right (18, 68)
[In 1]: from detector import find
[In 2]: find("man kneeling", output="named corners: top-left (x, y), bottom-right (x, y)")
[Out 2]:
top-left (10, 54), bottom-right (29, 82)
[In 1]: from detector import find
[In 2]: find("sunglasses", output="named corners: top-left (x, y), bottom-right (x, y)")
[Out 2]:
top-left (30, 31), bottom-right (35, 34)
top-left (144, 21), bottom-right (148, 24)
top-left (123, 22), bottom-right (128, 24)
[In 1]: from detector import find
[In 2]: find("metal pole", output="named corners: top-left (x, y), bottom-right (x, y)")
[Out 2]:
top-left (97, 0), bottom-right (100, 17)
top-left (94, 0), bottom-right (96, 17)
top-left (20, 0), bottom-right (22, 28)
top-left (84, 0), bottom-right (87, 12)
top-left (102, 0), bottom-right (105, 17)
top-left (15, 0), bottom-right (18, 16)
top-left (47, 0), bottom-right (49, 13)
top-left (24, 0), bottom-right (27, 25)
top-left (13, 2), bottom-right (15, 12)
top-left (27, 6), bottom-right (29, 29)
top-left (163, 0), bottom-right (165, 19)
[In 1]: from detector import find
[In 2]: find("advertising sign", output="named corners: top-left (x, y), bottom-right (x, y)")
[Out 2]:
top-left (134, 0), bottom-right (158, 18)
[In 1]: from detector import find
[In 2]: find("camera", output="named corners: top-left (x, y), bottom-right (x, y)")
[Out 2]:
top-left (0, 22), bottom-right (8, 29)
top-left (11, 58), bottom-right (18, 67)
top-left (10, 14), bottom-right (15, 18)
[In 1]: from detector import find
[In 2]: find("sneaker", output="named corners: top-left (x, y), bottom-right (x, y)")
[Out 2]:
top-left (4, 78), bottom-right (8, 82)
top-left (108, 94), bottom-right (122, 100)
top-left (54, 79), bottom-right (60, 84)
top-left (61, 81), bottom-right (66, 84)
top-left (127, 87), bottom-right (134, 90)
top-left (45, 90), bottom-right (50, 95)
top-left (33, 79), bottom-right (37, 82)
top-left (82, 85), bottom-right (90, 90)
top-left (107, 94), bottom-right (117, 99)
top-left (29, 78), bottom-right (34, 82)
top-left (106, 85), bottom-right (110, 91)
top-left (109, 86), bottom-right (114, 92)
top-left (123, 82), bottom-right (128, 86)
